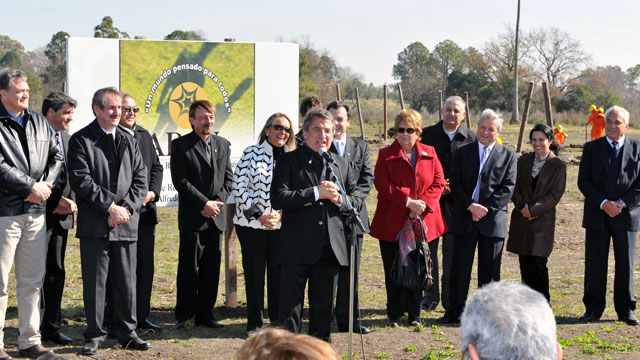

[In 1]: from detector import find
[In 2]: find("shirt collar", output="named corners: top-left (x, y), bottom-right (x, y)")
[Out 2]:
top-left (606, 135), bottom-right (625, 146)
top-left (100, 126), bottom-right (116, 139)
top-left (478, 140), bottom-right (496, 152)
top-left (6, 108), bottom-right (25, 126)
top-left (442, 123), bottom-right (458, 140)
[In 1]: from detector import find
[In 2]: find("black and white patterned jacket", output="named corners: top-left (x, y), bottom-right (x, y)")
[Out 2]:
top-left (232, 141), bottom-right (288, 229)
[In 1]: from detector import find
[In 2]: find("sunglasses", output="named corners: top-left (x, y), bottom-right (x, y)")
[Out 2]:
top-left (272, 124), bottom-right (291, 132)
top-left (123, 107), bottom-right (140, 113)
top-left (396, 127), bottom-right (416, 134)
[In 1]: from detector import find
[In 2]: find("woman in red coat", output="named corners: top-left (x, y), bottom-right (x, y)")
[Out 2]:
top-left (370, 109), bottom-right (447, 327)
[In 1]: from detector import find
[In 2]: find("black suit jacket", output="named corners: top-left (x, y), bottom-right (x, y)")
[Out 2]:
top-left (46, 131), bottom-right (75, 230)
top-left (68, 121), bottom-right (148, 240)
top-left (330, 136), bottom-right (373, 234)
top-left (129, 125), bottom-right (163, 225)
top-left (450, 140), bottom-right (517, 238)
top-left (578, 136), bottom-right (640, 231)
top-left (170, 131), bottom-right (233, 233)
top-left (271, 146), bottom-right (361, 266)
top-left (421, 121), bottom-right (476, 224)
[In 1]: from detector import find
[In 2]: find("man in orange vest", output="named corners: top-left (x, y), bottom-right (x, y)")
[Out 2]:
top-left (587, 105), bottom-right (605, 140)
top-left (554, 125), bottom-right (567, 145)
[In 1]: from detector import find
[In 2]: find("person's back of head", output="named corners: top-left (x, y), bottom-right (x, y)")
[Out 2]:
top-left (460, 282), bottom-right (562, 360)
top-left (236, 328), bottom-right (339, 360)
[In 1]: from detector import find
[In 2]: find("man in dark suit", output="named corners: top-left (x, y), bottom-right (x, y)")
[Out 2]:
top-left (118, 94), bottom-right (163, 332)
top-left (68, 87), bottom-right (149, 355)
top-left (327, 101), bottom-right (373, 335)
top-left (578, 105), bottom-right (640, 326)
top-left (442, 109), bottom-right (516, 324)
top-left (170, 100), bottom-right (233, 329)
top-left (40, 92), bottom-right (78, 346)
top-left (420, 95), bottom-right (476, 316)
top-left (271, 107), bottom-right (361, 341)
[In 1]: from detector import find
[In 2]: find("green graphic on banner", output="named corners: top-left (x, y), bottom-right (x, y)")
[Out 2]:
top-left (119, 40), bottom-right (255, 142)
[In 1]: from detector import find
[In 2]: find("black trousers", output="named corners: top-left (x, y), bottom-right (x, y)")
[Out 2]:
top-left (136, 224), bottom-right (156, 322)
top-left (379, 240), bottom-right (421, 322)
top-left (236, 225), bottom-right (281, 331)
top-left (335, 234), bottom-right (363, 328)
top-left (40, 225), bottom-right (68, 337)
top-left (449, 227), bottom-right (504, 316)
top-left (80, 238), bottom-right (137, 343)
top-left (518, 254), bottom-right (550, 302)
top-left (583, 226), bottom-right (637, 317)
top-left (279, 244), bottom-right (339, 341)
top-left (175, 226), bottom-right (222, 322)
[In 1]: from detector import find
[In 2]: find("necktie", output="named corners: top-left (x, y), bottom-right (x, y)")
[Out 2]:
top-left (612, 141), bottom-right (618, 155)
top-left (55, 132), bottom-right (65, 164)
top-left (339, 141), bottom-right (345, 157)
top-left (472, 146), bottom-right (489, 203)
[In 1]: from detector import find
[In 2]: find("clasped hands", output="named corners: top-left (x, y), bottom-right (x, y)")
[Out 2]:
top-left (318, 181), bottom-right (342, 204)
top-left (408, 199), bottom-right (427, 219)
top-left (53, 196), bottom-right (77, 215)
top-left (108, 204), bottom-right (130, 227)
top-left (603, 200), bottom-right (624, 218)
top-left (24, 181), bottom-right (53, 203)
top-left (258, 211), bottom-right (281, 230)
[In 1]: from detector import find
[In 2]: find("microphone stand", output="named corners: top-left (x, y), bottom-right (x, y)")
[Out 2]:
top-left (324, 157), bottom-right (366, 360)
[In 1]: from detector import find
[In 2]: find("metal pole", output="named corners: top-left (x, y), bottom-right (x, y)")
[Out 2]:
top-left (511, 0), bottom-right (521, 124)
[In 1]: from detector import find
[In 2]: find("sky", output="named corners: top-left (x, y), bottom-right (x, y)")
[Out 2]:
top-left (3, 0), bottom-right (639, 86)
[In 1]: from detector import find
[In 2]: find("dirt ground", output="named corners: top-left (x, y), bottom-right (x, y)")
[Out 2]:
top-left (1, 124), bottom-right (640, 359)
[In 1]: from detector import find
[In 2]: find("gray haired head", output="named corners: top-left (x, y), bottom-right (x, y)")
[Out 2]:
top-left (460, 282), bottom-right (558, 360)
top-left (0, 69), bottom-right (28, 91)
top-left (443, 95), bottom-right (465, 110)
top-left (91, 87), bottom-right (121, 114)
top-left (604, 105), bottom-right (630, 125)
top-left (301, 107), bottom-right (335, 133)
top-left (477, 109), bottom-right (503, 131)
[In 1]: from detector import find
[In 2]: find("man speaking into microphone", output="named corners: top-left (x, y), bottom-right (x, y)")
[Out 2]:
top-left (271, 107), bottom-right (361, 342)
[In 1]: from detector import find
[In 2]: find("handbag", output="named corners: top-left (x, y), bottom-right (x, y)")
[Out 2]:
top-left (389, 217), bottom-right (433, 292)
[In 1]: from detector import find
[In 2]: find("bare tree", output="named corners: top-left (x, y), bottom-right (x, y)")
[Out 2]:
top-left (483, 25), bottom-right (533, 82)
top-left (530, 26), bottom-right (590, 93)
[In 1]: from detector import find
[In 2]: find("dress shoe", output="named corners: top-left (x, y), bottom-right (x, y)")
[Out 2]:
top-left (138, 319), bottom-right (162, 332)
top-left (436, 312), bottom-right (460, 325)
top-left (618, 313), bottom-right (640, 326)
top-left (18, 344), bottom-right (52, 358)
top-left (194, 319), bottom-right (224, 329)
top-left (41, 332), bottom-right (73, 345)
top-left (578, 311), bottom-right (601, 323)
top-left (338, 324), bottom-right (371, 334)
top-left (408, 319), bottom-right (421, 327)
top-left (387, 318), bottom-right (399, 328)
top-left (81, 340), bottom-right (101, 356)
top-left (120, 336), bottom-right (150, 351)
top-left (0, 348), bottom-right (11, 360)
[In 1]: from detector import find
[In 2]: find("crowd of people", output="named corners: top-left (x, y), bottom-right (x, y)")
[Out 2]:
top-left (0, 65), bottom-right (638, 359)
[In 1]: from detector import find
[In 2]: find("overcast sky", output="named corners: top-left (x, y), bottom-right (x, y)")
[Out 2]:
top-left (4, 0), bottom-right (639, 85)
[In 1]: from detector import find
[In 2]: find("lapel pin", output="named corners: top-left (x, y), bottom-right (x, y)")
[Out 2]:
top-left (308, 159), bottom-right (312, 164)
top-left (422, 151), bottom-right (427, 155)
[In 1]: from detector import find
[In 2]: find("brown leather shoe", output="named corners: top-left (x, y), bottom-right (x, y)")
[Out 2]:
top-left (0, 348), bottom-right (11, 360)
top-left (18, 344), bottom-right (52, 359)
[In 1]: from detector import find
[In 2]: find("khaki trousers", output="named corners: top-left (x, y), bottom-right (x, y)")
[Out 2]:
top-left (0, 213), bottom-right (46, 349)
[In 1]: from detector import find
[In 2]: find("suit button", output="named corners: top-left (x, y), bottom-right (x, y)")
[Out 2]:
top-left (319, 221), bottom-right (323, 225)
top-left (319, 201), bottom-right (323, 205)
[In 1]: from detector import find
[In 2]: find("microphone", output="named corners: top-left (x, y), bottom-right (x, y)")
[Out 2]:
top-left (318, 148), bottom-right (335, 164)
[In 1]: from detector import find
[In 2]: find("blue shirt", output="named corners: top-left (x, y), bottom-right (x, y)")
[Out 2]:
top-left (6, 109), bottom-right (25, 127)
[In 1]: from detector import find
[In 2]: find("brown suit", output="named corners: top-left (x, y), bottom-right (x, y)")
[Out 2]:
top-left (507, 152), bottom-right (566, 257)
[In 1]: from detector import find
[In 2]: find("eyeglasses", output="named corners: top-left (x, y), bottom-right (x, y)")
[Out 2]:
top-left (396, 127), bottom-right (416, 134)
top-left (272, 124), bottom-right (291, 132)
top-left (123, 107), bottom-right (140, 114)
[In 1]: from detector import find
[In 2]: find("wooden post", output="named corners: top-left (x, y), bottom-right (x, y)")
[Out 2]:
top-left (398, 84), bottom-right (406, 109)
top-left (224, 204), bottom-right (237, 308)
top-left (355, 88), bottom-right (365, 140)
top-left (464, 91), bottom-right (471, 129)
top-left (336, 83), bottom-right (342, 101)
top-left (516, 81), bottom-right (535, 153)
top-left (438, 90), bottom-right (443, 120)
top-left (542, 82), bottom-right (554, 128)
top-left (383, 84), bottom-right (388, 143)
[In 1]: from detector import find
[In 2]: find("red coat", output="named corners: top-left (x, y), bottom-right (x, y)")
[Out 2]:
top-left (370, 140), bottom-right (447, 242)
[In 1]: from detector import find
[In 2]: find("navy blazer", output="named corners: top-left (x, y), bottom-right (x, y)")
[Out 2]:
top-left (330, 135), bottom-right (373, 234)
top-left (578, 136), bottom-right (640, 231)
top-left (46, 130), bottom-right (75, 230)
top-left (68, 121), bottom-right (148, 240)
top-left (450, 140), bottom-right (517, 238)
top-left (170, 131), bottom-right (233, 233)
top-left (271, 146), bottom-right (361, 266)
